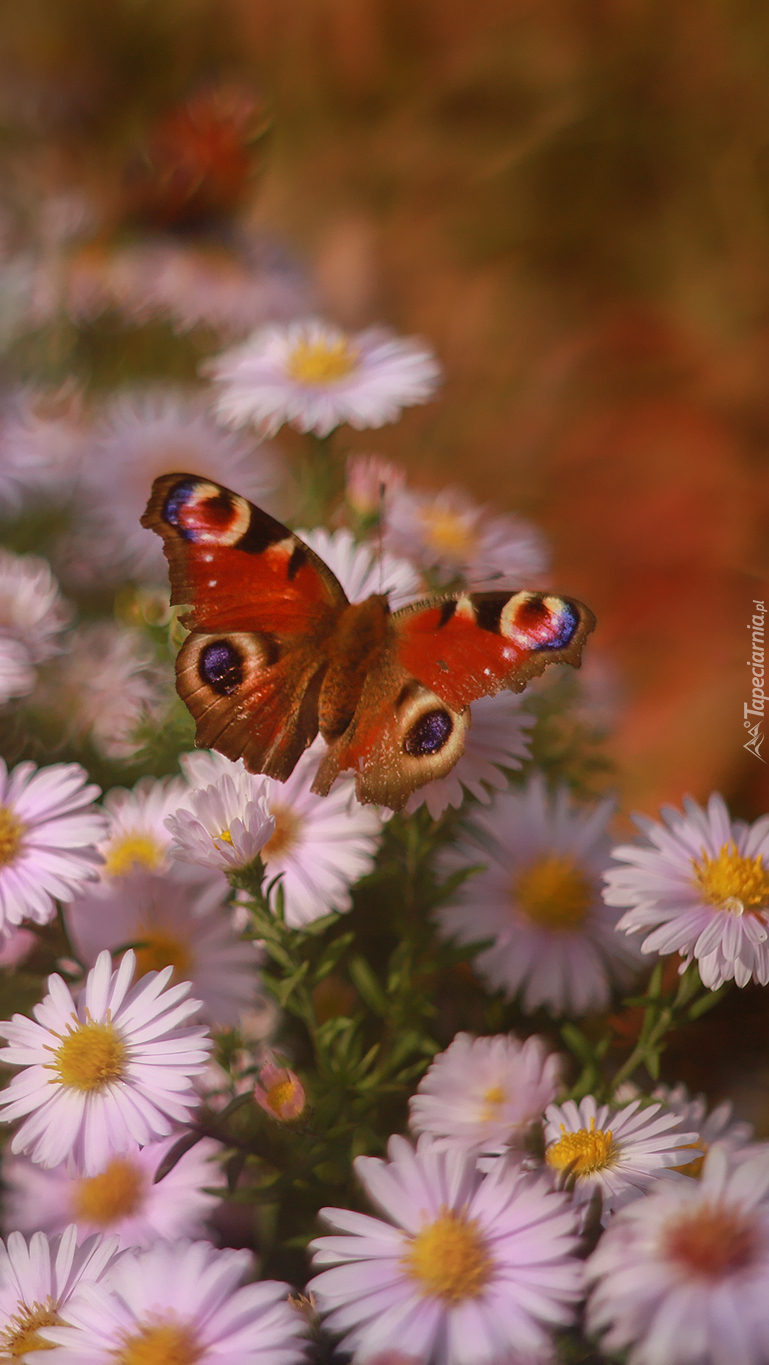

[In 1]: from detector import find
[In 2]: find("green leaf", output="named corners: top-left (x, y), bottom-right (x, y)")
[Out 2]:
top-left (348, 956), bottom-right (389, 1017)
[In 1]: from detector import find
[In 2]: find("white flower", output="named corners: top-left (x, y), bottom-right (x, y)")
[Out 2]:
top-left (182, 744), bottom-right (383, 929)
top-left (208, 317), bottom-right (441, 437)
top-left (436, 775), bottom-right (642, 1016)
top-left (96, 775), bottom-right (198, 883)
top-left (383, 484), bottom-right (548, 588)
top-left (0, 948), bottom-right (211, 1174)
top-left (70, 234), bottom-right (311, 336)
top-left (603, 793), bottom-right (769, 990)
top-left (40, 1238), bottom-right (308, 1365)
top-left (404, 693), bottom-right (534, 819)
top-left (0, 549), bottom-right (70, 679)
top-left (652, 1082), bottom-right (754, 1176)
top-left (48, 623), bottom-right (170, 761)
top-left (410, 1032), bottom-right (561, 1156)
top-left (64, 871), bottom-right (259, 1026)
top-left (0, 637), bottom-right (35, 706)
top-left (0, 1224), bottom-right (121, 1361)
top-left (308, 1134), bottom-right (582, 1365)
top-left (0, 386), bottom-right (87, 514)
top-left (585, 1144), bottom-right (769, 1365)
top-left (544, 1095), bottom-right (698, 1224)
top-left (297, 525), bottom-right (422, 610)
top-left (2, 1134), bottom-right (222, 1250)
top-left (74, 389), bottom-right (280, 581)
top-left (165, 770), bottom-right (276, 873)
top-left (0, 759), bottom-right (105, 937)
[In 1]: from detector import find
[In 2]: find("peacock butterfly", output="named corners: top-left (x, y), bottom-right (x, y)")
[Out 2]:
top-left (142, 474), bottom-right (596, 810)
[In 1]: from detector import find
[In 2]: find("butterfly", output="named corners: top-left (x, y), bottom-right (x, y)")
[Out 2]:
top-left (142, 474), bottom-right (596, 810)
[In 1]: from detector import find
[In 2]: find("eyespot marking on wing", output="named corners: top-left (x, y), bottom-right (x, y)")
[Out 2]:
top-left (404, 708), bottom-right (453, 756)
top-left (162, 478), bottom-right (252, 547)
top-left (198, 639), bottom-right (245, 695)
top-left (500, 592), bottom-right (579, 651)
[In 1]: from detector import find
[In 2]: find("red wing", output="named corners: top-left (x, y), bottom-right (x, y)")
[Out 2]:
top-left (176, 631), bottom-right (325, 780)
top-left (392, 591), bottom-right (596, 711)
top-left (141, 473), bottom-right (347, 637)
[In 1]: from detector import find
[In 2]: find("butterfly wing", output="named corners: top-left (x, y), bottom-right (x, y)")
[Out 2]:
top-left (313, 589), bottom-right (595, 809)
top-left (142, 473), bottom-right (348, 777)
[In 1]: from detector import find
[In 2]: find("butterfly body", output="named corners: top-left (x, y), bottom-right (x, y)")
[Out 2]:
top-left (142, 474), bottom-right (596, 810)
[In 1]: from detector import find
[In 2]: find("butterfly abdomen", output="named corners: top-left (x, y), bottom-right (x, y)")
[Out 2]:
top-left (318, 594), bottom-right (391, 741)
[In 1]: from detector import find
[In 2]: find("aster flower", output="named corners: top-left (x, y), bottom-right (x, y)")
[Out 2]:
top-left (254, 1060), bottom-right (306, 1121)
top-left (73, 389), bottom-right (280, 582)
top-left (64, 871), bottom-right (259, 1026)
top-left (297, 525), bottom-right (422, 610)
top-left (95, 774), bottom-right (197, 883)
top-left (604, 793), bottom-right (769, 990)
top-left (165, 770), bottom-right (275, 874)
top-left (208, 317), bottom-right (441, 438)
top-left (0, 759), bottom-right (105, 938)
top-left (436, 775), bottom-right (642, 1016)
top-left (0, 948), bottom-right (211, 1174)
top-left (48, 623), bottom-right (170, 761)
top-left (0, 1225), bottom-right (121, 1360)
top-left (182, 744), bottom-right (383, 929)
top-left (346, 453), bottom-right (406, 519)
top-left (2, 1134), bottom-right (222, 1250)
top-left (383, 484), bottom-right (548, 589)
top-left (308, 1134), bottom-right (582, 1365)
top-left (0, 550), bottom-right (71, 700)
top-left (653, 1082), bottom-right (754, 1177)
top-left (0, 386), bottom-right (87, 514)
top-left (586, 1144), bottom-right (769, 1365)
top-left (410, 1032), bottom-right (561, 1157)
top-left (40, 1238), bottom-right (308, 1365)
top-left (543, 1095), bottom-right (698, 1224)
top-left (404, 693), bottom-right (534, 819)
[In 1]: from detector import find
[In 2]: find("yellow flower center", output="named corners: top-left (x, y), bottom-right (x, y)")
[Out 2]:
top-left (103, 832), bottom-right (165, 879)
top-left (0, 806), bottom-right (24, 868)
top-left (265, 1078), bottom-right (297, 1115)
top-left (419, 507), bottom-right (478, 560)
top-left (114, 1321), bottom-right (203, 1365)
top-left (0, 1298), bottom-right (61, 1356)
top-left (663, 1202), bottom-right (759, 1279)
top-left (546, 1117), bottom-right (616, 1175)
top-left (285, 337), bottom-right (357, 386)
top-left (50, 1020), bottom-right (126, 1092)
top-left (73, 1156), bottom-right (145, 1226)
top-left (401, 1209), bottom-right (493, 1304)
top-left (133, 928), bottom-right (193, 984)
top-left (216, 829), bottom-right (233, 846)
top-left (513, 854), bottom-right (593, 931)
top-left (692, 842), bottom-right (769, 915)
top-left (479, 1084), bottom-right (507, 1123)
top-left (262, 804), bottom-right (303, 862)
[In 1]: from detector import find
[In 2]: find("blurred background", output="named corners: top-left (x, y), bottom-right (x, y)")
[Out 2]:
top-left (0, 0), bottom-right (768, 1110)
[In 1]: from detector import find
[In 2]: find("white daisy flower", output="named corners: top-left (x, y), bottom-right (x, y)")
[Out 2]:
top-left (0, 549), bottom-right (71, 687)
top-left (297, 526), bottom-right (422, 611)
top-left (48, 623), bottom-right (170, 761)
top-left (165, 770), bottom-right (276, 874)
top-left (208, 317), bottom-right (441, 438)
top-left (383, 484), bottom-right (548, 588)
top-left (345, 453), bottom-right (406, 518)
top-left (436, 775), bottom-right (642, 1016)
top-left (96, 775), bottom-right (197, 883)
top-left (0, 948), bottom-right (211, 1174)
top-left (181, 744), bottom-right (383, 929)
top-left (0, 386), bottom-right (87, 514)
top-left (3, 1134), bottom-right (222, 1250)
top-left (40, 1238), bottom-right (308, 1365)
top-left (544, 1095), bottom-right (698, 1224)
top-left (73, 389), bottom-right (280, 582)
top-left (0, 636), bottom-right (35, 706)
top-left (0, 759), bottom-right (105, 937)
top-left (586, 1144), bottom-right (769, 1365)
top-left (308, 1134), bottom-right (582, 1365)
top-left (603, 793), bottom-right (769, 990)
top-left (410, 1032), bottom-right (561, 1156)
top-left (64, 871), bottom-right (259, 1026)
top-left (652, 1082), bottom-right (754, 1177)
top-left (404, 693), bottom-right (534, 819)
top-left (0, 1224), bottom-right (121, 1360)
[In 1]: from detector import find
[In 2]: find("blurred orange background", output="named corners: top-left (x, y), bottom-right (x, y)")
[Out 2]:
top-left (1, 0), bottom-right (768, 820)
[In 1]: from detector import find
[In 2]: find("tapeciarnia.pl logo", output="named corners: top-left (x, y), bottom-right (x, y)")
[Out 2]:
top-left (744, 599), bottom-right (766, 762)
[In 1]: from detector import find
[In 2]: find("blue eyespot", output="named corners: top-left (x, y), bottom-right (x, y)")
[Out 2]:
top-left (404, 709), bottom-right (453, 757)
top-left (199, 640), bottom-right (243, 695)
